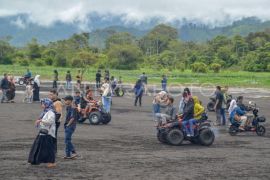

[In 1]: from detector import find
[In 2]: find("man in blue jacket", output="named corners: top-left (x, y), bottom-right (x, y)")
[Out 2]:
top-left (230, 106), bottom-right (247, 131)
top-left (1, 73), bottom-right (9, 103)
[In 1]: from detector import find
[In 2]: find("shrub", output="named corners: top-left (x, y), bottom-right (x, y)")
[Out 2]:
top-left (191, 62), bottom-right (208, 73)
top-left (19, 59), bottom-right (29, 66)
top-left (54, 54), bottom-right (67, 67)
top-left (210, 63), bottom-right (221, 73)
top-left (34, 59), bottom-right (45, 66)
top-left (267, 64), bottom-right (270, 72)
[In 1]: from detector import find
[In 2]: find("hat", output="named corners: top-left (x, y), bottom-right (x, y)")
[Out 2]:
top-left (63, 95), bottom-right (73, 101)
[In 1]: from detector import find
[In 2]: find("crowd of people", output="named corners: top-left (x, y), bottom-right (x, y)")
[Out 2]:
top-left (152, 86), bottom-right (255, 137)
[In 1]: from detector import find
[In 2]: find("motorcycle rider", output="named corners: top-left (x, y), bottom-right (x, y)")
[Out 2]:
top-left (24, 69), bottom-right (32, 79)
top-left (230, 106), bottom-right (247, 131)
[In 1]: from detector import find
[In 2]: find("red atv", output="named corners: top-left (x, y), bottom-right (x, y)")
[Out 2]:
top-left (77, 100), bottom-right (111, 125)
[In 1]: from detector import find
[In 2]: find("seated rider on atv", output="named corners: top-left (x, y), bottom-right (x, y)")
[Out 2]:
top-left (186, 96), bottom-right (205, 136)
top-left (82, 89), bottom-right (97, 118)
top-left (181, 92), bottom-right (195, 137)
top-left (155, 96), bottom-right (177, 126)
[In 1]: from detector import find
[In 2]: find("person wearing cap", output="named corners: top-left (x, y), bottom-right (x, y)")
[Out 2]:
top-left (63, 95), bottom-right (78, 159)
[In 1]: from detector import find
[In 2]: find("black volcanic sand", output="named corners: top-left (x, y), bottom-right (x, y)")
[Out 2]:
top-left (0, 93), bottom-right (270, 180)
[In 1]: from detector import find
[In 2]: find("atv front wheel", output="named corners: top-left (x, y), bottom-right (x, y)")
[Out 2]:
top-left (89, 111), bottom-right (101, 125)
top-left (199, 128), bottom-right (215, 146)
top-left (166, 128), bottom-right (184, 146)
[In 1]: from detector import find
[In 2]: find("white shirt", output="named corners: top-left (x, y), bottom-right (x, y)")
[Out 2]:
top-left (40, 110), bottom-right (56, 138)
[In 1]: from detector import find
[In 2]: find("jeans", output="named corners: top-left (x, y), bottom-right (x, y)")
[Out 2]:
top-left (65, 126), bottom-right (76, 157)
top-left (188, 119), bottom-right (196, 136)
top-left (96, 80), bottom-right (101, 88)
top-left (216, 108), bottom-right (222, 125)
top-left (221, 108), bottom-right (226, 125)
top-left (102, 96), bottom-right (111, 113)
top-left (153, 104), bottom-right (161, 120)
top-left (134, 93), bottom-right (143, 106)
top-left (182, 121), bottom-right (190, 135)
top-left (66, 81), bottom-right (72, 89)
top-left (1, 89), bottom-right (8, 103)
top-left (53, 80), bottom-right (57, 88)
top-left (162, 84), bottom-right (167, 92)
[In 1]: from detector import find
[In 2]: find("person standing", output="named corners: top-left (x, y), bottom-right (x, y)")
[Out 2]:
top-left (134, 79), bottom-right (144, 106)
top-left (1, 73), bottom-right (10, 103)
top-left (63, 95), bottom-right (78, 159)
top-left (96, 70), bottom-right (102, 88)
top-left (28, 98), bottom-right (56, 168)
top-left (76, 70), bottom-right (82, 89)
top-left (65, 70), bottom-right (72, 90)
top-left (220, 86), bottom-right (229, 125)
top-left (7, 75), bottom-right (16, 103)
top-left (48, 89), bottom-right (62, 154)
top-left (161, 75), bottom-right (167, 92)
top-left (33, 75), bottom-right (41, 102)
top-left (100, 78), bottom-right (112, 113)
top-left (140, 72), bottom-right (148, 95)
top-left (53, 70), bottom-right (58, 89)
top-left (214, 86), bottom-right (224, 126)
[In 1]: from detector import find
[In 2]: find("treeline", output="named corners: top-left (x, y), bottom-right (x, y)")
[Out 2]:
top-left (1, 24), bottom-right (270, 72)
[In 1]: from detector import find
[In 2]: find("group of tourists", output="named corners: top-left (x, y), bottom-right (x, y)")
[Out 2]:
top-left (28, 89), bottom-right (80, 167)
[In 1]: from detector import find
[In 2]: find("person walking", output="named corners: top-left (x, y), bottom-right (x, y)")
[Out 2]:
top-left (96, 70), bottom-right (102, 88)
top-left (161, 75), bottom-right (167, 92)
top-left (0, 73), bottom-right (9, 103)
top-left (140, 72), bottom-right (148, 95)
top-left (100, 78), bottom-right (112, 113)
top-left (134, 79), bottom-right (144, 106)
top-left (63, 95), bottom-right (78, 159)
top-left (33, 75), bottom-right (41, 102)
top-left (65, 70), bottom-right (72, 90)
top-left (48, 89), bottom-right (62, 154)
top-left (214, 86), bottom-right (224, 126)
top-left (28, 98), bottom-right (56, 168)
top-left (53, 70), bottom-right (58, 89)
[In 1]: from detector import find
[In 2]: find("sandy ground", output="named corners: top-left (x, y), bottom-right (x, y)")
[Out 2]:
top-left (0, 92), bottom-right (270, 180)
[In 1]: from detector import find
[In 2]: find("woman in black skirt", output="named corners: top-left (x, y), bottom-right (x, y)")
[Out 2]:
top-left (28, 98), bottom-right (56, 168)
top-left (33, 75), bottom-right (40, 102)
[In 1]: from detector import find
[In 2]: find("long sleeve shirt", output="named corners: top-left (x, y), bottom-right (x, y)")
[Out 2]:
top-left (40, 111), bottom-right (56, 138)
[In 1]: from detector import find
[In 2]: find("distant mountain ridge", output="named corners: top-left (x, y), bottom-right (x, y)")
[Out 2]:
top-left (0, 14), bottom-right (270, 48)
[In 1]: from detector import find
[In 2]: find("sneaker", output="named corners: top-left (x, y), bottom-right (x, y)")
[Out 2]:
top-left (63, 156), bottom-right (76, 160)
top-left (239, 126), bottom-right (245, 131)
top-left (187, 134), bottom-right (191, 137)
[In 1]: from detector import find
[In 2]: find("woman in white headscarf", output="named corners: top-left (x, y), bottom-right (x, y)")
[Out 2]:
top-left (228, 99), bottom-right (237, 115)
top-left (33, 75), bottom-right (41, 102)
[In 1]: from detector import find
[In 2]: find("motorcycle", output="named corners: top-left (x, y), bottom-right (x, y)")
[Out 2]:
top-left (18, 76), bottom-right (34, 85)
top-left (157, 114), bottom-right (215, 146)
top-left (207, 94), bottom-right (232, 112)
top-left (77, 100), bottom-right (111, 125)
top-left (228, 102), bottom-right (266, 136)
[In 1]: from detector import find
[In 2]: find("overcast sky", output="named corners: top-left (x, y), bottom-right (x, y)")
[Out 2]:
top-left (0, 0), bottom-right (270, 27)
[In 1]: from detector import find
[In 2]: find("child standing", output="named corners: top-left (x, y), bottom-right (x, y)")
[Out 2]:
top-left (24, 82), bottom-right (33, 103)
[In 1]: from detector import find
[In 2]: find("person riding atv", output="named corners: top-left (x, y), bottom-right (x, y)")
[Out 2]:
top-left (155, 96), bottom-right (177, 126)
top-left (77, 88), bottom-right (111, 125)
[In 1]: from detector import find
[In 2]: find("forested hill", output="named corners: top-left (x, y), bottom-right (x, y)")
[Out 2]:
top-left (1, 14), bottom-right (270, 47)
